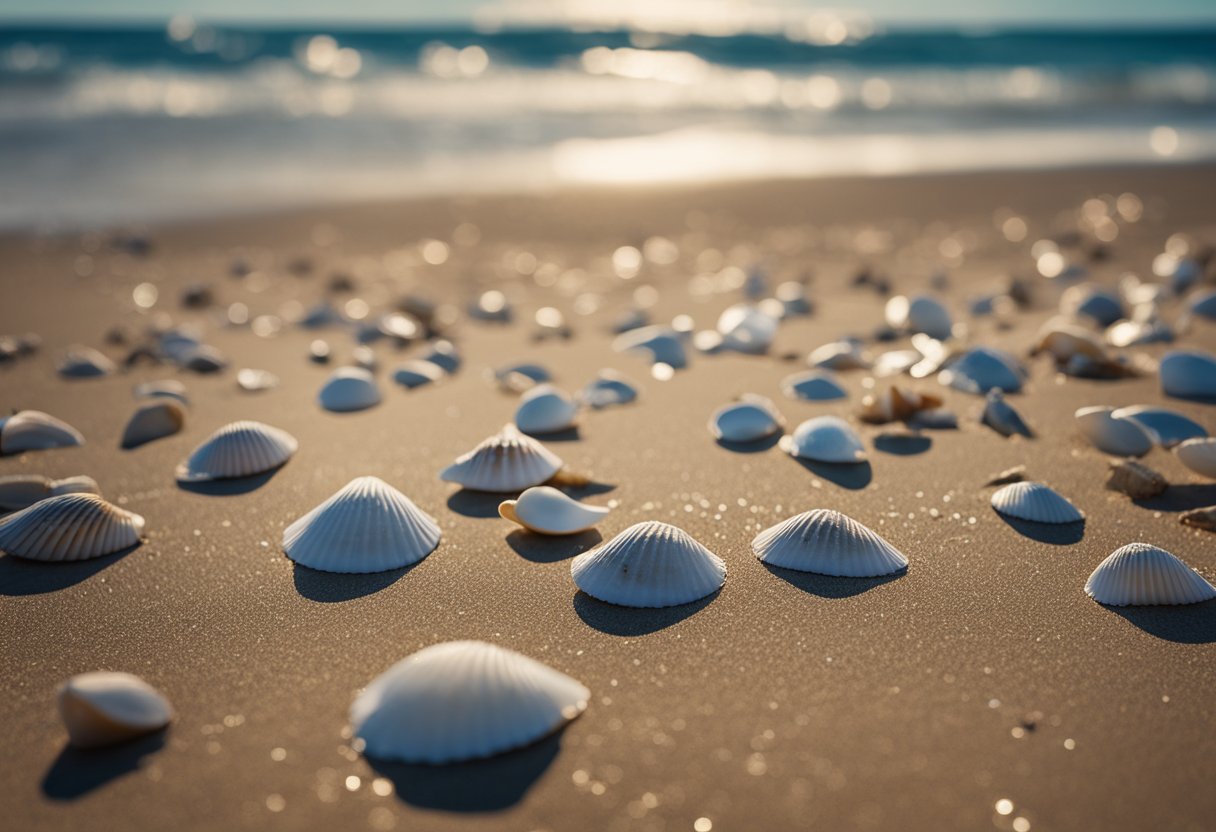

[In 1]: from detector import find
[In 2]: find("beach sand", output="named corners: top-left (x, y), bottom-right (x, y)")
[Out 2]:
top-left (2, 165), bottom-right (1215, 832)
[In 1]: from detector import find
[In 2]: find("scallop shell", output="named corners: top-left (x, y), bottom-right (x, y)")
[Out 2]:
top-left (392, 360), bottom-right (445, 389)
top-left (57, 346), bottom-right (115, 379)
top-left (499, 486), bottom-right (609, 535)
top-left (709, 395), bottom-right (784, 442)
top-left (753, 509), bottom-right (908, 577)
top-left (778, 416), bottom-right (866, 463)
top-left (716, 304), bottom-right (778, 354)
top-left (885, 295), bottom-right (953, 339)
top-left (1175, 438), bottom-right (1216, 479)
top-left (808, 340), bottom-right (870, 371)
top-left (0, 474), bottom-right (99, 511)
top-left (134, 379), bottom-right (190, 406)
top-left (440, 424), bottom-right (563, 492)
top-left (350, 641), bottom-right (589, 764)
top-left (780, 370), bottom-right (847, 401)
top-left (121, 400), bottom-right (186, 449)
top-left (283, 476), bottom-right (440, 573)
top-left (579, 371), bottom-right (638, 408)
top-left (571, 521), bottom-right (726, 608)
top-left (1160, 351), bottom-right (1216, 400)
top-left (514, 384), bottom-right (580, 435)
top-left (613, 326), bottom-right (687, 368)
top-left (236, 368), bottom-right (279, 392)
top-left (1109, 405), bottom-right (1206, 448)
top-left (1075, 406), bottom-right (1153, 457)
top-left (1085, 543), bottom-right (1216, 606)
top-left (58, 672), bottom-right (173, 749)
top-left (0, 493), bottom-right (144, 561)
top-left (981, 390), bottom-right (1033, 438)
top-left (939, 347), bottom-right (1024, 394)
top-left (0, 410), bottom-right (85, 455)
top-left (175, 420), bottom-right (298, 482)
top-left (318, 367), bottom-right (381, 412)
top-left (990, 482), bottom-right (1083, 524)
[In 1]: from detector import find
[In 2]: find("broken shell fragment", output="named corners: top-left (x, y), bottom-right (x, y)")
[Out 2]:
top-left (858, 386), bottom-right (942, 424)
top-left (991, 482), bottom-right (1084, 524)
top-left (1085, 543), bottom-right (1216, 606)
top-left (0, 410), bottom-right (85, 455)
top-left (176, 420), bottom-right (298, 482)
top-left (121, 400), bottom-right (186, 449)
top-left (498, 486), bottom-right (609, 535)
top-left (440, 424), bottom-right (563, 492)
top-left (779, 416), bottom-right (866, 463)
top-left (571, 521), bottom-right (726, 608)
top-left (0, 493), bottom-right (144, 561)
top-left (752, 509), bottom-right (908, 577)
top-left (58, 671), bottom-right (173, 750)
top-left (709, 395), bottom-right (784, 442)
top-left (1106, 460), bottom-right (1168, 500)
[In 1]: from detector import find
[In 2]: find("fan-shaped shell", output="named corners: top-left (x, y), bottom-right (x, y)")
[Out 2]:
top-left (0, 493), bottom-right (144, 561)
top-left (1109, 405), bottom-right (1206, 448)
top-left (176, 420), bottom-right (298, 482)
top-left (580, 371), bottom-right (638, 408)
top-left (440, 424), bottom-right (563, 492)
top-left (709, 395), bottom-right (784, 442)
top-left (351, 641), bottom-right (589, 764)
top-left (0, 410), bottom-right (85, 455)
top-left (717, 304), bottom-right (778, 354)
top-left (0, 474), bottom-right (99, 511)
top-left (499, 486), bottom-right (609, 535)
top-left (515, 384), bottom-right (580, 435)
top-left (982, 390), bottom-right (1032, 437)
top-left (1160, 351), bottom-right (1216, 400)
top-left (58, 672), bottom-right (173, 749)
top-left (392, 360), bottom-right (445, 389)
top-left (283, 476), bottom-right (440, 573)
top-left (121, 400), bottom-right (186, 449)
top-left (1175, 438), bottom-right (1216, 479)
top-left (939, 347), bottom-right (1024, 394)
top-left (571, 521), bottom-right (725, 608)
top-left (613, 326), bottom-right (687, 368)
top-left (57, 346), bottom-right (115, 379)
top-left (1075, 406), bottom-right (1153, 457)
top-left (134, 379), bottom-right (189, 406)
top-left (778, 416), bottom-right (866, 463)
top-left (990, 482), bottom-right (1083, 524)
top-left (318, 367), bottom-right (381, 412)
top-left (780, 370), bottom-right (847, 401)
top-left (753, 509), bottom-right (908, 577)
top-left (1085, 543), bottom-right (1216, 606)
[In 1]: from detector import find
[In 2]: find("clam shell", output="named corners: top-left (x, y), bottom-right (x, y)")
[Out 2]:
top-left (716, 304), bottom-right (778, 354)
top-left (0, 410), bottom-right (85, 455)
top-left (498, 486), bottom-right (609, 535)
top-left (808, 340), bottom-right (870, 370)
top-left (57, 346), bottom-right (115, 379)
top-left (778, 416), bottom-right (866, 463)
top-left (318, 367), bottom-right (381, 412)
top-left (1160, 351), bottom-right (1216, 400)
top-left (1085, 543), bottom-right (1216, 606)
top-left (571, 521), bottom-right (726, 608)
top-left (886, 295), bottom-right (953, 339)
top-left (134, 379), bottom-right (189, 406)
top-left (1075, 406), bottom-right (1153, 457)
top-left (1109, 405), bottom-right (1206, 448)
top-left (939, 347), bottom-right (1024, 394)
top-left (981, 390), bottom-right (1032, 438)
top-left (440, 424), bottom-right (563, 492)
top-left (236, 368), bottom-right (279, 392)
top-left (121, 400), bottom-right (186, 449)
top-left (0, 493), bottom-right (144, 561)
top-left (176, 420), bottom-right (298, 482)
top-left (1175, 438), bottom-right (1216, 479)
top-left (392, 360), bottom-right (445, 389)
top-left (0, 474), bottom-right (99, 511)
top-left (613, 326), bottom-right (687, 368)
top-left (283, 476), bottom-right (440, 573)
top-left (350, 641), bottom-right (589, 764)
top-left (990, 482), bottom-right (1083, 524)
top-left (780, 370), bottom-right (847, 401)
top-left (709, 395), bottom-right (784, 442)
top-left (752, 509), bottom-right (908, 577)
top-left (514, 384), bottom-right (579, 435)
top-left (580, 371), bottom-right (638, 408)
top-left (58, 672), bottom-right (173, 749)
top-left (422, 340), bottom-right (461, 373)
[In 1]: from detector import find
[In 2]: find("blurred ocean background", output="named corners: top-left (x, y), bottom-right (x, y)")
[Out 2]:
top-left (2, 13), bottom-right (1216, 227)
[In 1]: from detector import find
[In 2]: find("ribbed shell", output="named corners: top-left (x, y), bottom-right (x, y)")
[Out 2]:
top-left (1075, 406), bottom-right (1153, 457)
top-left (121, 400), bottom-right (186, 449)
top-left (498, 486), bottom-right (609, 535)
top-left (939, 347), bottom-right (1024, 394)
top-left (283, 476), bottom-right (440, 573)
top-left (570, 521), bottom-right (726, 608)
top-left (0, 474), bottom-right (99, 511)
top-left (440, 424), bottom-right (563, 492)
top-left (58, 671), bottom-right (173, 749)
top-left (778, 416), bottom-right (866, 463)
top-left (991, 482), bottom-right (1084, 524)
top-left (1160, 351), bottom-right (1216, 399)
top-left (753, 510), bottom-right (908, 577)
top-left (1110, 405), bottom-right (1206, 448)
top-left (514, 384), bottom-right (580, 434)
top-left (350, 641), bottom-right (589, 764)
top-left (176, 420), bottom-right (298, 482)
top-left (1176, 438), bottom-right (1216, 478)
top-left (0, 410), bottom-right (84, 455)
top-left (780, 370), bottom-right (847, 401)
top-left (0, 493), bottom-right (144, 561)
top-left (709, 395), bottom-right (784, 442)
top-left (1085, 543), bottom-right (1216, 606)
top-left (318, 367), bottom-right (381, 412)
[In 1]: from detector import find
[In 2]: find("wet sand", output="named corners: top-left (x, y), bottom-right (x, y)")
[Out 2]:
top-left (2, 165), bottom-right (1215, 832)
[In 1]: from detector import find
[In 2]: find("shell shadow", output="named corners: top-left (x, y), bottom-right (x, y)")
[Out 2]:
top-left (573, 591), bottom-right (717, 636)
top-left (292, 562), bottom-right (416, 602)
top-left (41, 733), bottom-right (167, 801)
top-left (176, 468), bottom-right (282, 496)
top-left (528, 427), bottom-right (581, 442)
top-left (873, 433), bottom-right (932, 455)
top-left (1103, 599), bottom-right (1216, 644)
top-left (715, 433), bottom-right (782, 454)
top-left (366, 734), bottom-right (560, 812)
top-left (1133, 484), bottom-right (1216, 513)
top-left (762, 563), bottom-right (905, 598)
top-left (446, 490), bottom-right (506, 518)
top-left (995, 513), bottom-right (1085, 545)
top-left (506, 529), bottom-right (601, 563)
top-left (550, 480), bottom-right (617, 498)
top-left (0, 545), bottom-right (137, 597)
top-left (792, 459), bottom-right (873, 490)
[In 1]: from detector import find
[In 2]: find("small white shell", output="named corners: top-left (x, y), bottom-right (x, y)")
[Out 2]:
top-left (613, 326), bottom-right (687, 368)
top-left (176, 420), bottom-right (298, 482)
top-left (58, 672), bottom-right (173, 749)
top-left (808, 340), bottom-right (870, 370)
top-left (121, 400), bottom-right (186, 449)
top-left (753, 509), bottom-right (908, 577)
top-left (134, 379), bottom-right (190, 406)
top-left (392, 360), bottom-right (445, 389)
top-left (709, 395), bottom-right (784, 442)
top-left (1085, 543), bottom-right (1216, 606)
top-left (780, 370), bottom-right (847, 401)
top-left (0, 410), bottom-right (85, 455)
top-left (1175, 438), bottom-right (1216, 479)
top-left (982, 390), bottom-right (1032, 438)
top-left (886, 295), bottom-right (953, 339)
top-left (579, 371), bottom-right (638, 409)
top-left (571, 521), bottom-right (726, 608)
top-left (0, 493), bottom-right (144, 561)
top-left (283, 476), bottom-right (440, 573)
top-left (499, 486), bottom-right (609, 535)
top-left (57, 346), bottom-right (115, 379)
top-left (440, 424), bottom-right (563, 492)
top-left (1109, 405), bottom-right (1205, 448)
top-left (351, 641), bottom-right (589, 764)
top-left (1075, 406), bottom-right (1153, 457)
top-left (939, 347), bottom-right (1024, 394)
top-left (318, 367), bottom-right (381, 412)
top-left (990, 482), bottom-right (1083, 524)
top-left (236, 368), bottom-right (279, 392)
top-left (514, 384), bottom-right (580, 435)
top-left (778, 416), bottom-right (866, 463)
top-left (1160, 350), bottom-right (1216, 400)
top-left (716, 304), bottom-right (778, 354)
top-left (0, 474), bottom-right (99, 511)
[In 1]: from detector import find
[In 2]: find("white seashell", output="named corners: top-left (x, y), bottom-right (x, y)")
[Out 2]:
top-left (440, 424), bottom-right (563, 492)
top-left (57, 346), bottom-right (115, 379)
top-left (808, 340), bottom-right (870, 370)
top-left (990, 482), bottom-right (1083, 524)
top-left (613, 326), bottom-right (687, 368)
top-left (499, 486), bottom-right (609, 535)
top-left (571, 521), bottom-right (726, 608)
top-left (908, 333), bottom-right (954, 379)
top-left (514, 384), bottom-right (579, 435)
top-left (1060, 285), bottom-right (1124, 327)
top-left (709, 395), bottom-right (784, 442)
top-left (753, 509), bottom-right (908, 577)
top-left (421, 340), bottom-right (461, 373)
top-left (1085, 543), bottom-right (1216, 606)
top-left (492, 362), bottom-right (551, 393)
top-left (121, 400), bottom-right (186, 449)
top-left (778, 416), bottom-right (866, 463)
top-left (236, 368), bottom-right (279, 392)
top-left (1110, 405), bottom-right (1206, 448)
top-left (176, 420), bottom-right (298, 482)
top-left (579, 371), bottom-right (638, 408)
top-left (0, 474), bottom-right (99, 511)
top-left (775, 281), bottom-right (812, 316)
top-left (716, 304), bottom-right (778, 354)
top-left (1160, 350), bottom-right (1216, 400)
top-left (886, 295), bottom-right (952, 339)
top-left (134, 379), bottom-right (189, 406)
top-left (0, 493), bottom-right (144, 561)
top-left (939, 347), bottom-right (1024, 394)
top-left (284, 476), bottom-right (440, 573)
top-left (0, 410), bottom-right (85, 455)
top-left (1175, 438), bottom-right (1216, 479)
top-left (1187, 289), bottom-right (1216, 321)
top-left (872, 349), bottom-right (921, 377)
top-left (1106, 319), bottom-right (1172, 348)
top-left (58, 672), bottom-right (173, 749)
top-left (469, 290), bottom-right (512, 322)
top-left (1075, 406), bottom-right (1153, 457)
top-left (392, 360), bottom-right (445, 389)
top-left (780, 370), bottom-right (847, 401)
top-left (981, 390), bottom-right (1032, 438)
top-left (318, 367), bottom-right (381, 412)
top-left (352, 345), bottom-right (378, 371)
top-left (350, 641), bottom-right (588, 764)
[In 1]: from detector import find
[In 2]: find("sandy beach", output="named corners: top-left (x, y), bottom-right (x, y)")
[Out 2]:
top-left (2, 165), bottom-right (1215, 832)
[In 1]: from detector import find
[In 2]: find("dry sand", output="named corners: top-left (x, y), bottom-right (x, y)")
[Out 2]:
top-left (2, 166), bottom-right (1215, 832)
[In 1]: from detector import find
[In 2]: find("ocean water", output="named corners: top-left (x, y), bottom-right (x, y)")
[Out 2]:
top-left (1, 22), bottom-right (1215, 228)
